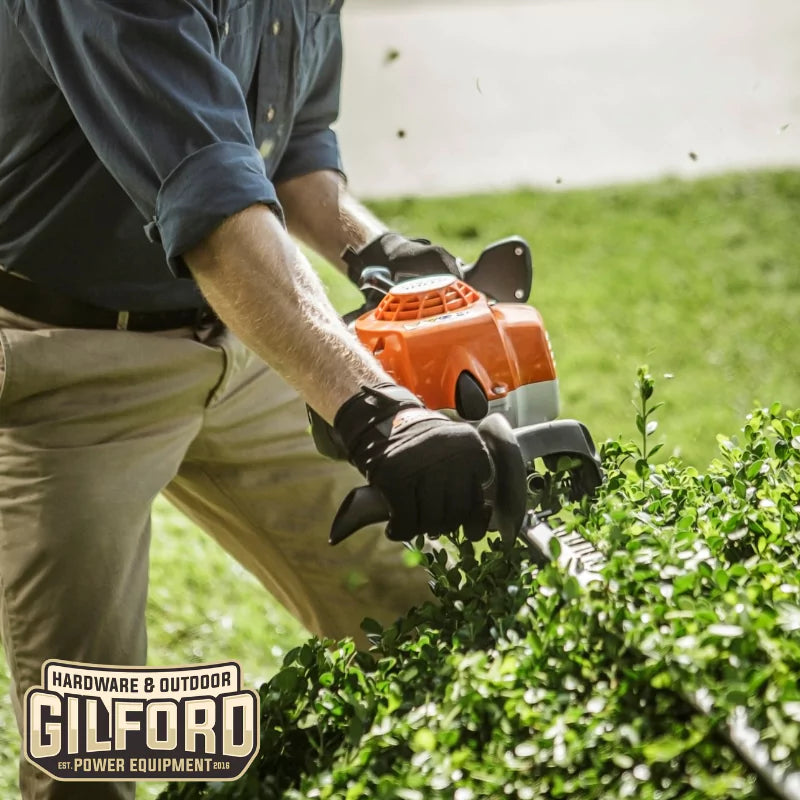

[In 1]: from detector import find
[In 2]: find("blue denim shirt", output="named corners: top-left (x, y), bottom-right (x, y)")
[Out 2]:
top-left (0, 0), bottom-right (344, 310)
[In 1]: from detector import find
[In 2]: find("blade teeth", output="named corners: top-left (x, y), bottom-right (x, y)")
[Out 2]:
top-left (555, 531), bottom-right (602, 561)
top-left (561, 544), bottom-right (604, 563)
top-left (560, 532), bottom-right (589, 546)
top-left (527, 523), bottom-right (607, 573)
top-left (564, 542), bottom-right (594, 555)
top-left (564, 537), bottom-right (590, 548)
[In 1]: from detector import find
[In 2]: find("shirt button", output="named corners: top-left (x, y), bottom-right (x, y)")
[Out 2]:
top-left (259, 138), bottom-right (275, 158)
top-left (265, 105), bottom-right (276, 123)
top-left (271, 20), bottom-right (281, 36)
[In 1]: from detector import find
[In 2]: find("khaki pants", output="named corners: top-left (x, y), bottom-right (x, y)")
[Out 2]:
top-left (0, 313), bottom-right (432, 799)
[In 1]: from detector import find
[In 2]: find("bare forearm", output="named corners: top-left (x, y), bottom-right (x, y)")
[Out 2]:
top-left (183, 204), bottom-right (388, 420)
top-left (276, 170), bottom-right (386, 272)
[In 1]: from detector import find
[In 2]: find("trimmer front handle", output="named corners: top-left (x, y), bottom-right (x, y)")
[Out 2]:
top-left (329, 415), bottom-right (603, 546)
top-left (348, 236), bottom-right (533, 313)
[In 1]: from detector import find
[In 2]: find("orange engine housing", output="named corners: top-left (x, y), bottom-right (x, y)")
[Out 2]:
top-left (354, 275), bottom-right (557, 415)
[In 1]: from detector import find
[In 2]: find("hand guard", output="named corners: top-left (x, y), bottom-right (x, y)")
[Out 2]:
top-left (343, 232), bottom-right (463, 286)
top-left (309, 384), bottom-right (492, 541)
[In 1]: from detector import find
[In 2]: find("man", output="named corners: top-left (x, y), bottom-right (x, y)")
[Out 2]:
top-left (0, 1), bottom-right (492, 798)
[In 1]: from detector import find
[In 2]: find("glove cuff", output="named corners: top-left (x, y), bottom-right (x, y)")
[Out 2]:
top-left (334, 383), bottom-right (423, 461)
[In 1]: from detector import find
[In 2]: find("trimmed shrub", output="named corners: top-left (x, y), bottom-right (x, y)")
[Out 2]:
top-left (161, 392), bottom-right (799, 799)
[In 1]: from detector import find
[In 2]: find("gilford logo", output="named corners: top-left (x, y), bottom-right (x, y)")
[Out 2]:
top-left (24, 660), bottom-right (259, 782)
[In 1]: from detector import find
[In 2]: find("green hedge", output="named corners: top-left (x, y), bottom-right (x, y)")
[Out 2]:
top-left (161, 391), bottom-right (800, 799)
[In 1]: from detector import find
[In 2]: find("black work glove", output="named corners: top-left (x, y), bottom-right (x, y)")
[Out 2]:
top-left (309, 384), bottom-right (492, 541)
top-left (343, 232), bottom-right (464, 286)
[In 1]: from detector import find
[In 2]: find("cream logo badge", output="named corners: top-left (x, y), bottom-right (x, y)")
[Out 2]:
top-left (24, 661), bottom-right (259, 782)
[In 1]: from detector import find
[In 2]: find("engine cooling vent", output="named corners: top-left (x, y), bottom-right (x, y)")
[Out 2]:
top-left (374, 276), bottom-right (481, 322)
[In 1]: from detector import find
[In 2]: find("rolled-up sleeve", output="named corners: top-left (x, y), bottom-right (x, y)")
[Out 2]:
top-left (273, 16), bottom-right (345, 183)
top-left (154, 142), bottom-right (272, 263)
top-left (9, 0), bottom-right (278, 273)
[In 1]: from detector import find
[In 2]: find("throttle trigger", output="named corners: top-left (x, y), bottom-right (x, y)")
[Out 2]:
top-left (477, 414), bottom-right (527, 546)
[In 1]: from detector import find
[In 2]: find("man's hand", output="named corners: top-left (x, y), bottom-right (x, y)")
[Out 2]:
top-left (185, 204), bottom-right (489, 543)
top-left (317, 383), bottom-right (492, 541)
top-left (343, 233), bottom-right (463, 286)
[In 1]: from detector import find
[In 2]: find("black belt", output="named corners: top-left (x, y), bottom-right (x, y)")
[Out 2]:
top-left (0, 268), bottom-right (217, 331)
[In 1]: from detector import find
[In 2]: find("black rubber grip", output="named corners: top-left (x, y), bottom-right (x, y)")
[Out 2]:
top-left (329, 486), bottom-right (390, 545)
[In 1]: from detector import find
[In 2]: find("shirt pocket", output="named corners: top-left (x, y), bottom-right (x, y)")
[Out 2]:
top-left (297, 0), bottom-right (342, 104)
top-left (219, 1), bottom-right (259, 92)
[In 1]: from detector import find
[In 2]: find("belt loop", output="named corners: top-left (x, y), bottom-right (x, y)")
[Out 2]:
top-left (116, 310), bottom-right (130, 331)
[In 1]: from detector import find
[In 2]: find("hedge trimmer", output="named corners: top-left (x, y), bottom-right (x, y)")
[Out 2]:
top-left (331, 238), bottom-right (800, 800)
top-left (331, 236), bottom-right (604, 546)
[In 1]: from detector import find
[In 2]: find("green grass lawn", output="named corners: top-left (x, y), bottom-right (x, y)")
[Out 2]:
top-left (0, 170), bottom-right (797, 798)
